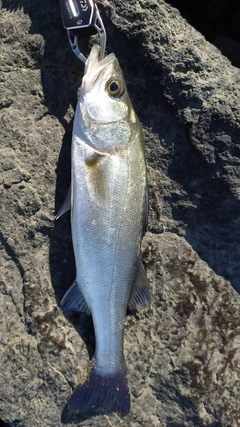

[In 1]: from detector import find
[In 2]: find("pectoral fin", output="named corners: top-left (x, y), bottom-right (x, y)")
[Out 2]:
top-left (60, 280), bottom-right (91, 315)
top-left (128, 261), bottom-right (151, 310)
top-left (55, 185), bottom-right (71, 220)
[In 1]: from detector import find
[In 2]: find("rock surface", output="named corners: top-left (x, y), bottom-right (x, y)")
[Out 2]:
top-left (1, 0), bottom-right (240, 426)
top-left (165, 0), bottom-right (240, 69)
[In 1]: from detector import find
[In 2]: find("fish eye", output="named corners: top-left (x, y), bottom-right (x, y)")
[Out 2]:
top-left (106, 79), bottom-right (125, 98)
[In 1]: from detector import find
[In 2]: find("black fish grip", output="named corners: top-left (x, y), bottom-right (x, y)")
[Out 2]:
top-left (60, 0), bottom-right (106, 62)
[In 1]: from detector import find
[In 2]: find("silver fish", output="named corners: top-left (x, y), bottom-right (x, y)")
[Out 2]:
top-left (59, 44), bottom-right (150, 415)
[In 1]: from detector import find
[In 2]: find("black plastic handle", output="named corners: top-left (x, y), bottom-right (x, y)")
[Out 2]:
top-left (60, 0), bottom-right (95, 31)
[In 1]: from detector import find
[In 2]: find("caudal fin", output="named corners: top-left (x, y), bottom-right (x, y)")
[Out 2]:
top-left (68, 363), bottom-right (130, 415)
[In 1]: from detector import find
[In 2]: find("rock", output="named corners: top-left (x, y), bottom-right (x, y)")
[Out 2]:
top-left (1, 0), bottom-right (240, 426)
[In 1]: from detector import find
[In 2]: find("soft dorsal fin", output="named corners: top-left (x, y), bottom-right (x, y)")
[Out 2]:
top-left (55, 185), bottom-right (71, 220)
top-left (60, 280), bottom-right (91, 315)
top-left (128, 261), bottom-right (151, 310)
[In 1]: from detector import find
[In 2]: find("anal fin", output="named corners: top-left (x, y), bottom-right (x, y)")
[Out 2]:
top-left (60, 280), bottom-right (91, 315)
top-left (128, 261), bottom-right (151, 310)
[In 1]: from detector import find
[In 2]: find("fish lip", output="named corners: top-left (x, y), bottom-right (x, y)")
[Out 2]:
top-left (85, 44), bottom-right (115, 73)
top-left (83, 44), bottom-right (116, 89)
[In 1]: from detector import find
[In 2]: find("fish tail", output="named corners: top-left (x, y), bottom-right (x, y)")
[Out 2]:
top-left (68, 361), bottom-right (130, 415)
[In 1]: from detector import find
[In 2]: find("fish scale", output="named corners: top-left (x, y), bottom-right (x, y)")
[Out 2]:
top-left (59, 44), bottom-right (150, 415)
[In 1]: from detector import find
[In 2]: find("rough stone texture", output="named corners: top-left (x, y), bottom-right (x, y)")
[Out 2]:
top-left (165, 0), bottom-right (240, 70)
top-left (1, 0), bottom-right (240, 426)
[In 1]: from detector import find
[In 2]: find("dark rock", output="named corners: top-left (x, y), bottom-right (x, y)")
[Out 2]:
top-left (1, 0), bottom-right (240, 426)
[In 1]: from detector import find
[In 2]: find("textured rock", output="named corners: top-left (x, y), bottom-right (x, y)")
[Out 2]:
top-left (1, 0), bottom-right (240, 426)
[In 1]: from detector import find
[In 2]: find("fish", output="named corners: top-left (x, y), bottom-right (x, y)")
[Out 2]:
top-left (59, 44), bottom-right (150, 415)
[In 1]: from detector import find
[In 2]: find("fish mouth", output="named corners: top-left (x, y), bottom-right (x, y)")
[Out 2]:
top-left (83, 44), bottom-right (117, 89)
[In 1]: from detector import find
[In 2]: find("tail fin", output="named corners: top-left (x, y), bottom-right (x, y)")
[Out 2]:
top-left (68, 363), bottom-right (130, 415)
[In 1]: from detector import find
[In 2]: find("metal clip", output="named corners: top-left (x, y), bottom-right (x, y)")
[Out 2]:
top-left (60, 0), bottom-right (106, 63)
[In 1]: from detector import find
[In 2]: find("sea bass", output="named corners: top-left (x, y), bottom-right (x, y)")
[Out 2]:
top-left (60, 44), bottom-right (150, 415)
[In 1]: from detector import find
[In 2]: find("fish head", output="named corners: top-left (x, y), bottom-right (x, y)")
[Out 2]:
top-left (80, 44), bottom-right (133, 126)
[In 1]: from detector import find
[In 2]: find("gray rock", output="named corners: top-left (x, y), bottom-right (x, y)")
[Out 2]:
top-left (1, 0), bottom-right (240, 426)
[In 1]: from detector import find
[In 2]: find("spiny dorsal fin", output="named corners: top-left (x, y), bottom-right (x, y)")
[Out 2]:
top-left (128, 261), bottom-right (151, 310)
top-left (60, 280), bottom-right (91, 315)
